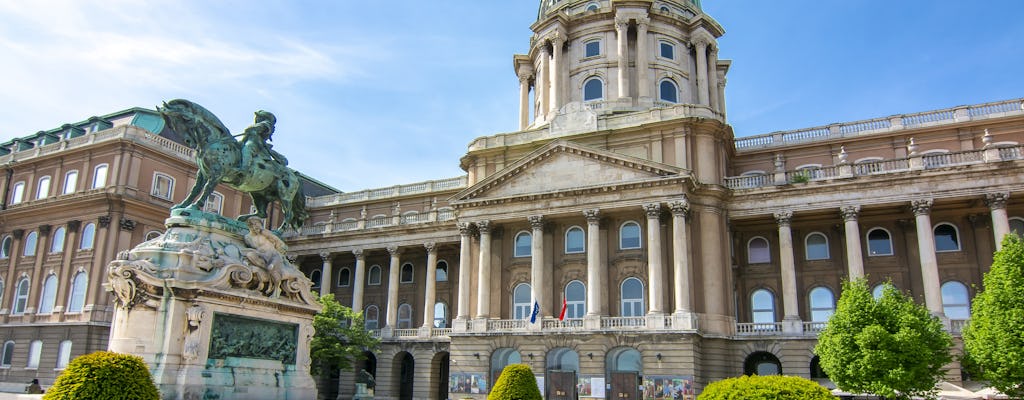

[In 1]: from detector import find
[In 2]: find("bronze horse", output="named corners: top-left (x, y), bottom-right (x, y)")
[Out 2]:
top-left (158, 99), bottom-right (308, 231)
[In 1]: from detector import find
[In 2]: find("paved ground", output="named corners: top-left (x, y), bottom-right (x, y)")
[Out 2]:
top-left (0, 394), bottom-right (42, 400)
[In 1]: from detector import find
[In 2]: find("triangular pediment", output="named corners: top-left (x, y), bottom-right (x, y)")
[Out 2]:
top-left (453, 141), bottom-right (685, 202)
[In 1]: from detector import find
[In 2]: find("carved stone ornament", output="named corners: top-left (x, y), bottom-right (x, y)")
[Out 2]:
top-left (984, 192), bottom-right (1010, 210)
top-left (423, 242), bottom-right (436, 254)
top-left (119, 217), bottom-right (136, 231)
top-left (67, 220), bottom-right (82, 232)
top-left (457, 222), bottom-right (472, 236)
top-left (38, 224), bottom-right (51, 235)
top-left (583, 209), bottom-right (600, 224)
top-left (182, 304), bottom-right (206, 362)
top-left (529, 215), bottom-right (545, 230)
top-left (643, 203), bottom-right (662, 218)
top-left (98, 215), bottom-right (111, 228)
top-left (911, 199), bottom-right (933, 216)
top-left (668, 196), bottom-right (690, 217)
top-left (475, 220), bottom-right (491, 233)
top-left (352, 248), bottom-right (365, 259)
top-left (774, 211), bottom-right (793, 226)
top-left (840, 205), bottom-right (860, 222)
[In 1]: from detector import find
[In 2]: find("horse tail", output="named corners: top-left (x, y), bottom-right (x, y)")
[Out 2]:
top-left (290, 189), bottom-right (310, 230)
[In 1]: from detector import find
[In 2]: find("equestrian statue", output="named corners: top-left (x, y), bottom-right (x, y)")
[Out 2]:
top-left (158, 99), bottom-right (309, 231)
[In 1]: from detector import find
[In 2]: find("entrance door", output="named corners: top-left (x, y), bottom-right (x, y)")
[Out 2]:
top-left (610, 372), bottom-right (639, 399)
top-left (399, 353), bottom-right (414, 400)
top-left (547, 370), bottom-right (577, 400)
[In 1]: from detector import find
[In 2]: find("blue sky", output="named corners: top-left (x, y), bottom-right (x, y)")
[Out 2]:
top-left (1, 1), bottom-right (1022, 192)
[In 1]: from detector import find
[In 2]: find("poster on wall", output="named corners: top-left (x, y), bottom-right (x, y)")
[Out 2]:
top-left (535, 375), bottom-right (544, 396)
top-left (578, 376), bottom-right (606, 398)
top-left (641, 376), bottom-right (695, 400)
top-left (448, 372), bottom-right (488, 394)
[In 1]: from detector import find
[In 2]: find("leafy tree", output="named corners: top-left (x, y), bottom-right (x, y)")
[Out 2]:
top-left (488, 364), bottom-right (541, 400)
top-left (815, 278), bottom-right (952, 400)
top-left (44, 351), bottom-right (159, 400)
top-left (697, 375), bottom-right (833, 400)
top-left (310, 293), bottom-right (379, 376)
top-left (963, 234), bottom-right (1024, 398)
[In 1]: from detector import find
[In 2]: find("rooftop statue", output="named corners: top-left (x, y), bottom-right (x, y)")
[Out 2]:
top-left (158, 99), bottom-right (309, 232)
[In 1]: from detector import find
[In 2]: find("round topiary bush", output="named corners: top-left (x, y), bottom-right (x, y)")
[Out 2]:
top-left (487, 363), bottom-right (541, 400)
top-left (43, 351), bottom-right (160, 400)
top-left (697, 375), bottom-right (833, 400)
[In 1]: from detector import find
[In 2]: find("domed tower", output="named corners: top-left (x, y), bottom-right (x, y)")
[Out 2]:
top-left (515, 0), bottom-right (727, 130)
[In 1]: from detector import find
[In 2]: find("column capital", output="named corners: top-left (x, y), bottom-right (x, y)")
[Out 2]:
top-left (911, 199), bottom-right (933, 216)
top-left (538, 45), bottom-right (550, 57)
top-left (528, 215), bottom-right (545, 229)
top-left (11, 229), bottom-right (24, 239)
top-left (984, 192), bottom-right (1010, 210)
top-left (518, 73), bottom-right (533, 83)
top-left (475, 220), bottom-right (491, 233)
top-left (548, 32), bottom-right (566, 48)
top-left (457, 222), bottom-right (473, 236)
top-left (67, 220), bottom-right (82, 232)
top-left (583, 209), bottom-right (601, 224)
top-left (352, 248), bottom-right (365, 259)
top-left (423, 242), bottom-right (437, 253)
top-left (387, 246), bottom-right (401, 256)
top-left (643, 203), bottom-right (662, 218)
top-left (840, 205), bottom-right (860, 222)
top-left (635, 16), bottom-right (651, 29)
top-left (38, 224), bottom-right (52, 235)
top-left (98, 215), bottom-right (111, 228)
top-left (614, 16), bottom-right (630, 30)
top-left (319, 251), bottom-right (331, 262)
top-left (668, 196), bottom-right (690, 217)
top-left (694, 38), bottom-right (710, 50)
top-left (774, 211), bottom-right (793, 226)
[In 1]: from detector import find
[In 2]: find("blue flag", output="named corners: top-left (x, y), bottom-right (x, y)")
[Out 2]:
top-left (529, 300), bottom-right (540, 323)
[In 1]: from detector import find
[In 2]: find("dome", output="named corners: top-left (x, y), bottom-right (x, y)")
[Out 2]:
top-left (537, 0), bottom-right (702, 21)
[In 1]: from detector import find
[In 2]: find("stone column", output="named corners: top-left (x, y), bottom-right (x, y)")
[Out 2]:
top-left (985, 192), bottom-right (1011, 249)
top-left (840, 206), bottom-right (865, 278)
top-left (456, 223), bottom-right (472, 320)
top-left (912, 199), bottom-right (944, 315)
top-left (775, 211), bottom-right (800, 323)
top-left (519, 73), bottom-right (532, 130)
top-left (669, 198), bottom-right (691, 314)
top-left (636, 17), bottom-right (651, 99)
top-left (643, 203), bottom-right (665, 314)
top-left (707, 45), bottom-right (720, 111)
top-left (615, 17), bottom-right (630, 99)
top-left (529, 215), bottom-right (545, 319)
top-left (385, 246), bottom-right (401, 328)
top-left (319, 252), bottom-right (332, 297)
top-left (352, 249), bottom-right (366, 311)
top-left (422, 242), bottom-right (438, 328)
top-left (694, 39), bottom-right (710, 106)
top-left (475, 220), bottom-right (492, 319)
top-left (584, 209), bottom-right (602, 317)
top-left (549, 35), bottom-right (564, 115)
top-left (537, 46), bottom-right (550, 122)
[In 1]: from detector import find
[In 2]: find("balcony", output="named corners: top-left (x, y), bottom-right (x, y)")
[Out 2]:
top-left (735, 319), bottom-right (969, 338)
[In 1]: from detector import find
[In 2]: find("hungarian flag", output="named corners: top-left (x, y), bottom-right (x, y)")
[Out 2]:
top-left (558, 297), bottom-right (568, 321)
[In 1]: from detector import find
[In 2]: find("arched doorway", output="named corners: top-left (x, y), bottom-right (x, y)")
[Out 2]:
top-left (394, 352), bottom-right (415, 400)
top-left (433, 352), bottom-right (450, 400)
top-left (607, 347), bottom-right (641, 400)
top-left (353, 351), bottom-right (377, 393)
top-left (744, 351), bottom-right (781, 375)
top-left (546, 348), bottom-right (579, 400)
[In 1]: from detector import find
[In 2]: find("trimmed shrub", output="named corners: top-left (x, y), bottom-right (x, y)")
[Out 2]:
top-left (697, 375), bottom-right (833, 400)
top-left (43, 351), bottom-right (160, 400)
top-left (487, 363), bottom-right (541, 400)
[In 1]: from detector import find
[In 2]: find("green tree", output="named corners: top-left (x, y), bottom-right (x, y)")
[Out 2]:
top-left (697, 375), bottom-right (833, 400)
top-left (815, 278), bottom-right (952, 400)
top-left (963, 234), bottom-right (1024, 398)
top-left (44, 351), bottom-right (159, 400)
top-left (310, 293), bottom-right (379, 376)
top-left (488, 364), bottom-right (542, 400)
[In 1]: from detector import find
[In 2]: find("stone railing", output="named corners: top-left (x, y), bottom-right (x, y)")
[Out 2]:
top-left (0, 125), bottom-right (194, 165)
top-left (734, 98), bottom-right (1024, 151)
top-left (735, 322), bottom-right (782, 335)
top-left (948, 319), bottom-right (968, 334)
top-left (290, 208), bottom-right (459, 237)
top-left (735, 319), bottom-right (967, 337)
top-left (306, 176), bottom-right (467, 208)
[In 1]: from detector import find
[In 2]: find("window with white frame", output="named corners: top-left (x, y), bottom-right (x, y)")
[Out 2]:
top-left (514, 232), bottom-right (532, 257)
top-left (751, 289), bottom-right (776, 324)
top-left (92, 164), bottom-right (108, 188)
top-left (934, 223), bottom-right (960, 252)
top-left (338, 268), bottom-right (351, 287)
top-left (867, 228), bottom-right (893, 256)
top-left (10, 182), bottom-right (24, 204)
top-left (808, 287), bottom-right (835, 322)
top-left (397, 303), bottom-right (413, 329)
top-left (152, 173), bottom-right (174, 200)
top-left (659, 79), bottom-right (678, 103)
top-left (145, 230), bottom-right (163, 241)
top-left (0, 279), bottom-right (4, 309)
top-left (619, 221), bottom-right (642, 249)
top-left (80, 223), bottom-right (96, 250)
top-left (659, 41), bottom-right (675, 59)
top-left (56, 340), bottom-right (72, 369)
top-left (23, 231), bottom-right (38, 256)
top-left (38, 274), bottom-right (58, 314)
top-left (364, 305), bottom-right (379, 330)
top-left (67, 272), bottom-right (88, 313)
top-left (747, 237), bottom-right (770, 264)
top-left (565, 226), bottom-right (585, 254)
top-left (805, 232), bottom-right (829, 260)
top-left (400, 263), bottom-right (414, 283)
top-left (368, 265), bottom-right (382, 285)
top-left (565, 280), bottom-right (586, 318)
top-left (583, 77), bottom-right (603, 101)
top-left (51, 226), bottom-right (66, 253)
top-left (872, 283), bottom-right (894, 300)
top-left (203, 191), bottom-right (224, 215)
top-left (941, 281), bottom-right (970, 319)
top-left (436, 260), bottom-right (448, 282)
top-left (309, 269), bottom-right (322, 288)
top-left (62, 170), bottom-right (78, 195)
top-left (0, 341), bottom-right (13, 367)
top-left (36, 176), bottom-right (51, 199)
top-left (620, 278), bottom-right (645, 317)
top-left (1011, 217), bottom-right (1024, 235)
top-left (584, 39), bottom-right (601, 58)
top-left (585, 3), bottom-right (598, 11)
top-left (0, 236), bottom-right (10, 258)
top-left (433, 302), bottom-right (448, 328)
top-left (513, 283), bottom-right (532, 320)
top-left (27, 340), bottom-right (41, 369)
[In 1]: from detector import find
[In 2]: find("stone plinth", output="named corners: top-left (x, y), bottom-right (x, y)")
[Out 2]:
top-left (105, 209), bottom-right (321, 400)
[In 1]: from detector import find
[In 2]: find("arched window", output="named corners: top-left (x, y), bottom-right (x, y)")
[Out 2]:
top-left (513, 283), bottom-right (532, 320)
top-left (309, 269), bottom-right (322, 288)
top-left (433, 302), bottom-right (448, 328)
top-left (36, 176), bottom-right (51, 199)
top-left (659, 41), bottom-right (675, 59)
top-left (565, 226), bottom-right (585, 254)
top-left (1010, 217), bottom-right (1024, 235)
top-left (747, 237), bottom-right (770, 264)
top-left (751, 289), bottom-right (776, 324)
top-left (659, 79), bottom-right (678, 103)
top-left (808, 287), bottom-right (835, 322)
top-left (80, 223), bottom-right (96, 250)
top-left (10, 182), bottom-right (25, 204)
top-left (0, 341), bottom-right (13, 367)
top-left (621, 277), bottom-right (645, 317)
top-left (583, 77), bottom-right (603, 101)
top-left (38, 274), bottom-right (58, 314)
top-left (364, 305), bottom-right (379, 330)
top-left (368, 265), bottom-right (382, 285)
top-left (56, 340), bottom-right (72, 369)
top-left (13, 278), bottom-right (30, 315)
top-left (27, 340), bottom-right (42, 368)
top-left (565, 280), bottom-right (586, 319)
top-left (620, 221), bottom-right (641, 249)
top-left (872, 283), bottom-right (895, 300)
top-left (867, 228), bottom-right (893, 256)
top-left (659, 5), bottom-right (671, 12)
top-left (546, 347), bottom-right (580, 374)
top-left (152, 173), bottom-right (174, 200)
top-left (584, 39), bottom-right (601, 58)
top-left (0, 279), bottom-right (4, 309)
top-left (92, 164), bottom-right (109, 188)
top-left (0, 236), bottom-right (11, 258)
top-left (436, 260), bottom-right (449, 282)
top-left (490, 348), bottom-right (522, 385)
top-left (24, 231), bottom-right (38, 256)
top-left (941, 281), bottom-right (970, 320)
top-left (338, 268), bottom-right (351, 287)
top-left (51, 226), bottom-right (66, 253)
top-left (606, 347), bottom-right (642, 373)
top-left (514, 232), bottom-right (532, 257)
top-left (585, 3), bottom-right (599, 12)
top-left (744, 351), bottom-right (781, 375)
top-left (805, 232), bottom-right (829, 260)
top-left (810, 355), bottom-right (828, 379)
top-left (934, 223), bottom-right (960, 252)
top-left (397, 303), bottom-right (413, 329)
top-left (145, 230), bottom-right (163, 241)
top-left (203, 191), bottom-right (224, 214)
top-left (62, 170), bottom-right (78, 195)
top-left (400, 263), bottom-right (414, 283)
top-left (67, 272), bottom-right (88, 313)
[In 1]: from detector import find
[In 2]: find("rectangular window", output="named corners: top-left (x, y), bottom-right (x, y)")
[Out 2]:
top-left (36, 176), bottom-right (51, 199)
top-left (92, 164), bottom-right (108, 188)
top-left (584, 40), bottom-right (601, 58)
top-left (56, 341), bottom-right (72, 369)
top-left (10, 182), bottom-right (24, 204)
top-left (152, 173), bottom-right (174, 200)
top-left (63, 171), bottom-right (78, 194)
top-left (660, 42), bottom-right (675, 59)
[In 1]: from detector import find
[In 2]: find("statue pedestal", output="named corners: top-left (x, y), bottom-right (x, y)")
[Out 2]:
top-left (354, 383), bottom-right (374, 399)
top-left (105, 210), bottom-right (321, 400)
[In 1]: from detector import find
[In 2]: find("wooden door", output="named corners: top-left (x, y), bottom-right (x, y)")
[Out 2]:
top-left (610, 372), bottom-right (639, 400)
top-left (547, 370), bottom-right (577, 400)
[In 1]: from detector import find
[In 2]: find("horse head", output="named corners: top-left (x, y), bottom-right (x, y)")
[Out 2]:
top-left (158, 99), bottom-right (232, 150)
